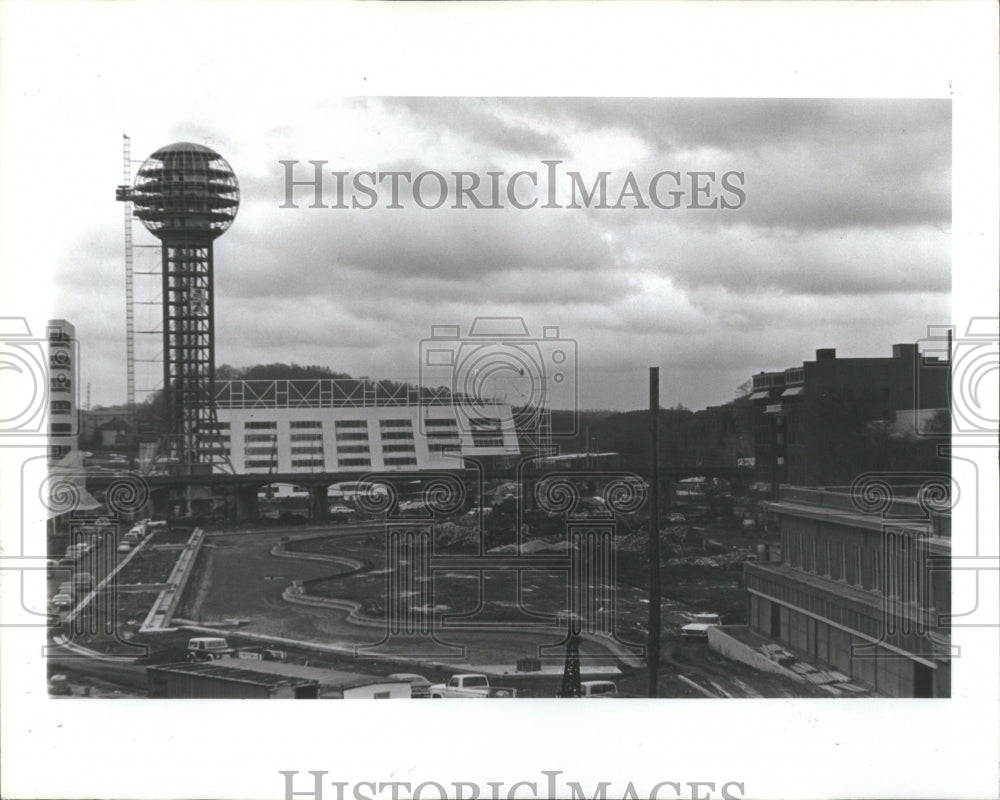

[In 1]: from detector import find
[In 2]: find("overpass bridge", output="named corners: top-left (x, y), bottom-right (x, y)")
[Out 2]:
top-left (84, 456), bottom-right (753, 523)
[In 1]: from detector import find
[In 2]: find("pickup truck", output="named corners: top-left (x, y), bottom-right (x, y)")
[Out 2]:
top-left (428, 674), bottom-right (517, 698)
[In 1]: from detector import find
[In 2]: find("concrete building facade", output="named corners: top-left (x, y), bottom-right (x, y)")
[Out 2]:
top-left (744, 485), bottom-right (951, 697)
top-left (211, 379), bottom-right (520, 475)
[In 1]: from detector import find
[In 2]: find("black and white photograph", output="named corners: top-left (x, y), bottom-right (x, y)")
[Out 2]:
top-left (1, 3), bottom-right (997, 799)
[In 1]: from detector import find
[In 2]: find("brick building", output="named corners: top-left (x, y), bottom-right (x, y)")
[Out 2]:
top-left (749, 343), bottom-right (949, 491)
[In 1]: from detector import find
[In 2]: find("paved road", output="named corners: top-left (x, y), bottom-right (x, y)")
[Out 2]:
top-left (49, 521), bottom-right (851, 699)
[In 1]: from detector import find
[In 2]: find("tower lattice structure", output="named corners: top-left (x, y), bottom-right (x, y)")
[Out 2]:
top-left (122, 142), bottom-right (239, 473)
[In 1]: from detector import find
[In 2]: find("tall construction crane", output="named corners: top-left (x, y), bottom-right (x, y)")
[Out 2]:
top-left (115, 134), bottom-right (136, 421)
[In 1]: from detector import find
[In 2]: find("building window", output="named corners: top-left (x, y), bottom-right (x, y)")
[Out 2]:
top-left (379, 419), bottom-right (412, 428)
top-left (384, 456), bottom-right (418, 466)
top-left (382, 444), bottom-right (416, 453)
top-left (338, 445), bottom-right (370, 454)
top-left (50, 422), bottom-right (73, 434)
top-left (290, 433), bottom-right (322, 442)
top-left (424, 418), bottom-right (458, 427)
top-left (245, 459), bottom-right (278, 469)
top-left (244, 434), bottom-right (277, 443)
top-left (290, 420), bottom-right (322, 429)
top-left (337, 432), bottom-right (369, 441)
top-left (50, 400), bottom-right (72, 415)
top-left (427, 430), bottom-right (461, 441)
top-left (291, 446), bottom-right (323, 455)
top-left (245, 421), bottom-right (277, 429)
top-left (338, 457), bottom-right (371, 467)
top-left (336, 419), bottom-right (368, 428)
top-left (815, 538), bottom-right (826, 575)
top-left (244, 446), bottom-right (277, 455)
top-left (291, 459), bottom-right (324, 468)
top-left (381, 431), bottom-right (415, 440)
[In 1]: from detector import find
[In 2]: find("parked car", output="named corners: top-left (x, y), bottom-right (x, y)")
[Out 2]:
top-left (72, 573), bottom-right (94, 592)
top-left (680, 612), bottom-right (723, 639)
top-left (51, 593), bottom-right (73, 609)
top-left (186, 637), bottom-right (234, 662)
top-left (117, 541), bottom-right (132, 554)
top-left (234, 646), bottom-right (287, 662)
top-left (388, 673), bottom-right (432, 698)
top-left (328, 505), bottom-right (353, 519)
top-left (580, 680), bottom-right (619, 697)
top-left (428, 674), bottom-right (516, 698)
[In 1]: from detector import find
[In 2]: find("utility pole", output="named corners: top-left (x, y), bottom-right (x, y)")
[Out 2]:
top-left (648, 367), bottom-right (661, 697)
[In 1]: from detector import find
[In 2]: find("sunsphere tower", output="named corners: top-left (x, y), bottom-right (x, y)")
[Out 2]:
top-left (125, 142), bottom-right (240, 472)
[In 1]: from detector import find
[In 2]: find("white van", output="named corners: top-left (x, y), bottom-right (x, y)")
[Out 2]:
top-left (186, 637), bottom-right (233, 661)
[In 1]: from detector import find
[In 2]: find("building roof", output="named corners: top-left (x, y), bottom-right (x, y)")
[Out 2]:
top-left (147, 661), bottom-right (318, 690)
top-left (211, 657), bottom-right (408, 691)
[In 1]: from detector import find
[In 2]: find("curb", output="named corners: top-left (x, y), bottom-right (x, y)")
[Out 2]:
top-left (139, 528), bottom-right (205, 633)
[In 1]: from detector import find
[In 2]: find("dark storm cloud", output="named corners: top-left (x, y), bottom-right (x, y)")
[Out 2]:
top-left (510, 97), bottom-right (948, 159)
top-left (386, 97), bottom-right (568, 158)
top-left (317, 265), bottom-right (639, 308)
top-left (494, 98), bottom-right (952, 229)
top-left (56, 98), bottom-right (951, 412)
top-left (220, 202), bottom-right (618, 302)
top-left (621, 219), bottom-right (949, 296)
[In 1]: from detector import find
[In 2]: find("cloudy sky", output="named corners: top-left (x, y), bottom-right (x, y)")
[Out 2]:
top-left (1, 8), bottom-right (952, 414)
